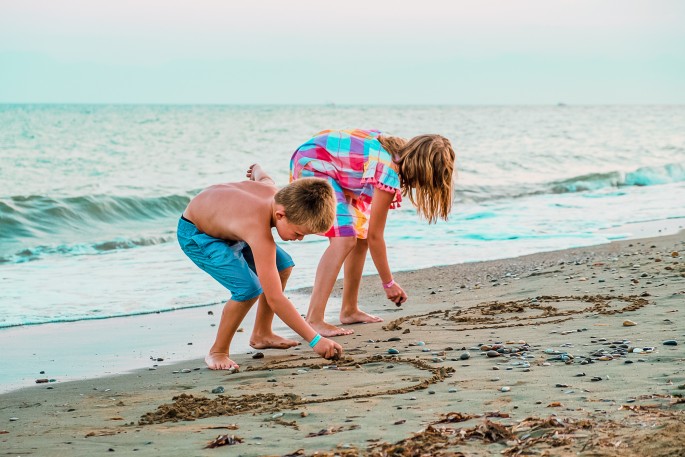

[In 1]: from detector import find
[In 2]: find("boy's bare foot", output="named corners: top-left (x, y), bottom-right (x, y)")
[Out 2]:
top-left (205, 353), bottom-right (239, 370)
top-left (307, 320), bottom-right (354, 337)
top-left (250, 333), bottom-right (300, 350)
top-left (340, 310), bottom-right (384, 325)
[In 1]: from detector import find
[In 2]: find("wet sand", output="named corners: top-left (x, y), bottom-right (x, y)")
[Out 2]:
top-left (2, 231), bottom-right (684, 456)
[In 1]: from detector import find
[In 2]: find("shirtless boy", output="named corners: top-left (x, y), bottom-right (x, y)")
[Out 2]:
top-left (177, 164), bottom-right (342, 370)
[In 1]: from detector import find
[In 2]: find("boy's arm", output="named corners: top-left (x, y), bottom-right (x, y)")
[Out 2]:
top-left (246, 164), bottom-right (276, 185)
top-left (245, 231), bottom-right (342, 359)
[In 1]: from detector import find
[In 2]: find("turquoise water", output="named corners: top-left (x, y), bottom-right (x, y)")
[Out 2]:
top-left (1, 104), bottom-right (685, 328)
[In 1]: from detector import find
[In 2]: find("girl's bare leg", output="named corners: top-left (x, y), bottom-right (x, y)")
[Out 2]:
top-left (206, 296), bottom-right (258, 370)
top-left (250, 267), bottom-right (300, 349)
top-left (306, 237), bottom-right (357, 337)
top-left (340, 238), bottom-right (383, 324)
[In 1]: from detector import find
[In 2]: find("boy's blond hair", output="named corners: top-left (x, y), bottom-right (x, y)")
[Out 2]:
top-left (275, 178), bottom-right (336, 233)
top-left (380, 134), bottom-right (455, 223)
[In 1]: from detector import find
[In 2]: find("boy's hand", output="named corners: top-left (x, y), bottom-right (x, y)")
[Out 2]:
top-left (313, 337), bottom-right (343, 360)
top-left (385, 282), bottom-right (408, 306)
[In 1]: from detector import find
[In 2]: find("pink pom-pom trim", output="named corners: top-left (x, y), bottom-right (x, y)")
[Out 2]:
top-left (361, 177), bottom-right (402, 209)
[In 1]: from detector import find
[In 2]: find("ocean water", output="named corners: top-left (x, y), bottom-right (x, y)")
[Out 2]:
top-left (1, 104), bottom-right (684, 329)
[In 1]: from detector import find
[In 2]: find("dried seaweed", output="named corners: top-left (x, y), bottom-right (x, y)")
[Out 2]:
top-left (383, 294), bottom-right (651, 333)
top-left (305, 426), bottom-right (343, 438)
top-left (140, 356), bottom-right (454, 425)
top-left (435, 412), bottom-right (478, 423)
top-left (204, 434), bottom-right (243, 448)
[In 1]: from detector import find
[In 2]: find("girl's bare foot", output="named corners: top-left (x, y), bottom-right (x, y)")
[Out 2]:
top-left (250, 333), bottom-right (300, 350)
top-left (307, 320), bottom-right (354, 337)
top-left (340, 310), bottom-right (383, 325)
top-left (205, 352), bottom-right (239, 370)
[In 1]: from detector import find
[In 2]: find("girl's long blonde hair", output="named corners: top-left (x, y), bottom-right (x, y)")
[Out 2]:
top-left (379, 134), bottom-right (455, 223)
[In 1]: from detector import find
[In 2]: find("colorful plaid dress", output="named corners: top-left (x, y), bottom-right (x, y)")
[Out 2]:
top-left (290, 129), bottom-right (402, 239)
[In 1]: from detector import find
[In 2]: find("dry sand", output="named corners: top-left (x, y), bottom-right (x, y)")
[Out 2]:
top-left (2, 232), bottom-right (684, 456)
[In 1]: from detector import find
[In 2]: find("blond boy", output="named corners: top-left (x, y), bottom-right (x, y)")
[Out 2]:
top-left (178, 164), bottom-right (342, 369)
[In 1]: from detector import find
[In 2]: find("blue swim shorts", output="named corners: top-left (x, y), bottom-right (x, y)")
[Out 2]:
top-left (177, 216), bottom-right (295, 302)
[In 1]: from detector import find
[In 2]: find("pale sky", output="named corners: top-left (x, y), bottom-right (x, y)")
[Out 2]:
top-left (1, 0), bottom-right (684, 104)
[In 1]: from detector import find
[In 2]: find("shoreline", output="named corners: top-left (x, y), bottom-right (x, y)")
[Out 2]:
top-left (1, 221), bottom-right (683, 395)
top-left (2, 229), bottom-right (683, 455)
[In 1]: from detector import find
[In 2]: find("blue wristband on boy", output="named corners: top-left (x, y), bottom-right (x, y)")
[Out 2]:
top-left (309, 334), bottom-right (322, 348)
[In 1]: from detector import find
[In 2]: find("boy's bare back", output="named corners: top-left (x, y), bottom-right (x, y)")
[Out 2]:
top-left (183, 181), bottom-right (275, 243)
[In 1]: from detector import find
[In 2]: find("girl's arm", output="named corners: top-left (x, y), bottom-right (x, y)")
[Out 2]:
top-left (367, 188), bottom-right (408, 305)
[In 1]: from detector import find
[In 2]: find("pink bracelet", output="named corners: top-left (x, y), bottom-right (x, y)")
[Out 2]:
top-left (382, 279), bottom-right (395, 289)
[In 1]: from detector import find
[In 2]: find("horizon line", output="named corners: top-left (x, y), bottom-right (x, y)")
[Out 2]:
top-left (2, 102), bottom-right (684, 107)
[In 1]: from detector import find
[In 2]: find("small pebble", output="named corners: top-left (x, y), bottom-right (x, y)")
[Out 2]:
top-left (623, 320), bottom-right (636, 327)
top-left (500, 386), bottom-right (511, 392)
top-left (663, 340), bottom-right (678, 346)
top-left (252, 352), bottom-right (264, 359)
top-left (460, 352), bottom-right (471, 360)
top-left (211, 386), bottom-right (225, 394)
top-left (388, 348), bottom-right (400, 355)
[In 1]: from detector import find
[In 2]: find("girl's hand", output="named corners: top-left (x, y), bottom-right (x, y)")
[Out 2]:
top-left (384, 282), bottom-right (408, 306)
top-left (246, 163), bottom-right (275, 184)
top-left (246, 163), bottom-right (261, 181)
